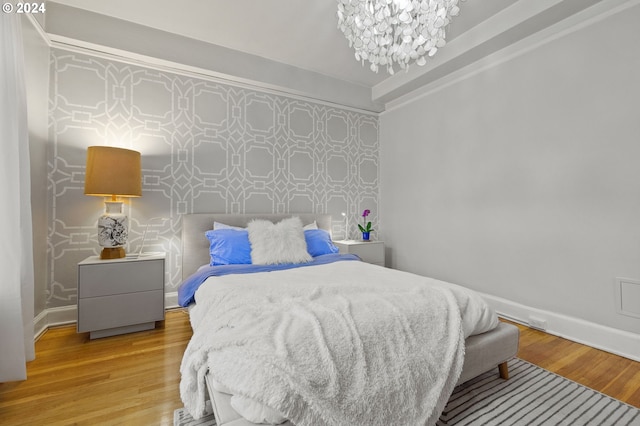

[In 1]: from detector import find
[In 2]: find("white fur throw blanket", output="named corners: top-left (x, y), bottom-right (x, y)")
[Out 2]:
top-left (181, 261), bottom-right (497, 425)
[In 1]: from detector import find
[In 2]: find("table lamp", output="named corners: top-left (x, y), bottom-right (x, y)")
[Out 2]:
top-left (84, 146), bottom-right (142, 259)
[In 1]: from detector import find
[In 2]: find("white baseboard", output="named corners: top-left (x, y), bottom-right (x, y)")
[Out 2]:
top-left (33, 305), bottom-right (77, 340)
top-left (481, 293), bottom-right (640, 362)
top-left (165, 291), bottom-right (179, 310)
top-left (34, 293), bottom-right (183, 340)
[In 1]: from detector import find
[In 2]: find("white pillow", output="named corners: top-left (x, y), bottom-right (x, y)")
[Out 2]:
top-left (213, 220), bottom-right (318, 231)
top-left (213, 221), bottom-right (244, 230)
top-left (303, 220), bottom-right (318, 230)
top-left (247, 217), bottom-right (312, 265)
top-left (215, 220), bottom-right (316, 230)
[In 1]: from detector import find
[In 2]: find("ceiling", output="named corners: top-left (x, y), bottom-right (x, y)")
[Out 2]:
top-left (45, 0), bottom-right (606, 109)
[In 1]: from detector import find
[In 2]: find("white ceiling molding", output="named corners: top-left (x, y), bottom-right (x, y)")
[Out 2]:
top-left (372, 0), bottom-right (606, 104)
top-left (48, 34), bottom-right (381, 117)
top-left (44, 0), bottom-right (632, 110)
top-left (381, 0), bottom-right (640, 113)
top-left (44, 2), bottom-right (385, 113)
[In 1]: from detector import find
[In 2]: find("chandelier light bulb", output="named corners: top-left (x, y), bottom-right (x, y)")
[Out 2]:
top-left (337, 0), bottom-right (463, 74)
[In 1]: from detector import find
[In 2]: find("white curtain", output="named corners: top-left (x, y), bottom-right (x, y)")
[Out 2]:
top-left (0, 13), bottom-right (35, 382)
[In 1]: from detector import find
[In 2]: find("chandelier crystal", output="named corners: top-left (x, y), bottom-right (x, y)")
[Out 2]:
top-left (337, 0), bottom-right (462, 74)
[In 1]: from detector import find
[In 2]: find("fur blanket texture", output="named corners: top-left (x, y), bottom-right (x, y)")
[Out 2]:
top-left (181, 260), bottom-right (497, 425)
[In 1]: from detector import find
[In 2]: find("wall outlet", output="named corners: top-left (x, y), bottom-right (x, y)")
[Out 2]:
top-left (528, 316), bottom-right (547, 331)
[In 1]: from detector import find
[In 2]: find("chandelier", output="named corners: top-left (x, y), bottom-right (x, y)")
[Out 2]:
top-left (337, 0), bottom-right (462, 74)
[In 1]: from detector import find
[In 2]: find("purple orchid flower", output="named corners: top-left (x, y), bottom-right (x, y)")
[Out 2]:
top-left (358, 209), bottom-right (373, 235)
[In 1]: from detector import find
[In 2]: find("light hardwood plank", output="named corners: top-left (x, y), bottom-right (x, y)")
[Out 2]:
top-left (0, 312), bottom-right (637, 426)
top-left (505, 319), bottom-right (640, 408)
top-left (0, 310), bottom-right (191, 426)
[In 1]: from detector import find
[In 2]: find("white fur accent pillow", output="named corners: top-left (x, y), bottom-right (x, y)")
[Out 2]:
top-left (247, 217), bottom-right (312, 265)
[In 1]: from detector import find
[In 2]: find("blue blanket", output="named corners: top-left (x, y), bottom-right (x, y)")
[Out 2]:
top-left (178, 253), bottom-right (361, 307)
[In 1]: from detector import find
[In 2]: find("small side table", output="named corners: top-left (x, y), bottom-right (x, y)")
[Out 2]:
top-left (77, 253), bottom-right (165, 339)
top-left (334, 240), bottom-right (385, 266)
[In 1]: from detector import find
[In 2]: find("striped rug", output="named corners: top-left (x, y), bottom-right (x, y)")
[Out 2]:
top-left (175, 358), bottom-right (640, 426)
top-left (438, 358), bottom-right (639, 425)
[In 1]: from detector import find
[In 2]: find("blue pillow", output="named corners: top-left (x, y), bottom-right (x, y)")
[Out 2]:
top-left (205, 229), bottom-right (252, 266)
top-left (304, 229), bottom-right (339, 257)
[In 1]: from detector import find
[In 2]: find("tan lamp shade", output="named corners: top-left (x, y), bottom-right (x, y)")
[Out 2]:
top-left (84, 146), bottom-right (142, 199)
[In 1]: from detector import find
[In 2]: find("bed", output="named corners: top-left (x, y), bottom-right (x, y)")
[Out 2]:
top-left (179, 213), bottom-right (519, 426)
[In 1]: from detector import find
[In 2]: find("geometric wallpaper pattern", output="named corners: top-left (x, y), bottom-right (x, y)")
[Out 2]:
top-left (47, 48), bottom-right (379, 308)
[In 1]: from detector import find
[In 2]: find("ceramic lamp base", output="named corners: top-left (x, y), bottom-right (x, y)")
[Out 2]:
top-left (97, 201), bottom-right (129, 258)
top-left (100, 247), bottom-right (126, 259)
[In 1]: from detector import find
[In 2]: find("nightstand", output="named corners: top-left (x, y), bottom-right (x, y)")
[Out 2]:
top-left (334, 240), bottom-right (385, 266)
top-left (77, 253), bottom-right (165, 339)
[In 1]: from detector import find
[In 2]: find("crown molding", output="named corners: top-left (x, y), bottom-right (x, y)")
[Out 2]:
top-left (44, 2), bottom-right (383, 114)
top-left (377, 0), bottom-right (639, 111)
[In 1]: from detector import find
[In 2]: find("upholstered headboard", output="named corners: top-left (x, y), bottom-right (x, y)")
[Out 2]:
top-left (181, 214), bottom-right (332, 280)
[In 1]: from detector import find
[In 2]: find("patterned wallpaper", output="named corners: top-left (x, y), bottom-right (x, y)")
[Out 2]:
top-left (47, 48), bottom-right (379, 308)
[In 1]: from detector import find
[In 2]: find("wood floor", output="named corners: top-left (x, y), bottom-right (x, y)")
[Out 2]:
top-left (1, 311), bottom-right (638, 426)
top-left (509, 319), bottom-right (640, 409)
top-left (0, 310), bottom-right (192, 426)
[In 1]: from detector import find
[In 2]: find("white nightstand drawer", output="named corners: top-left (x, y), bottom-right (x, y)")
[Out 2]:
top-left (77, 290), bottom-right (164, 333)
top-left (78, 259), bottom-right (164, 298)
top-left (334, 240), bottom-right (385, 266)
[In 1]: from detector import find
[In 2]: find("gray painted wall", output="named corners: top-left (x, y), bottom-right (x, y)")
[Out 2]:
top-left (380, 5), bottom-right (640, 335)
top-left (46, 48), bottom-right (379, 309)
top-left (22, 16), bottom-right (50, 317)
